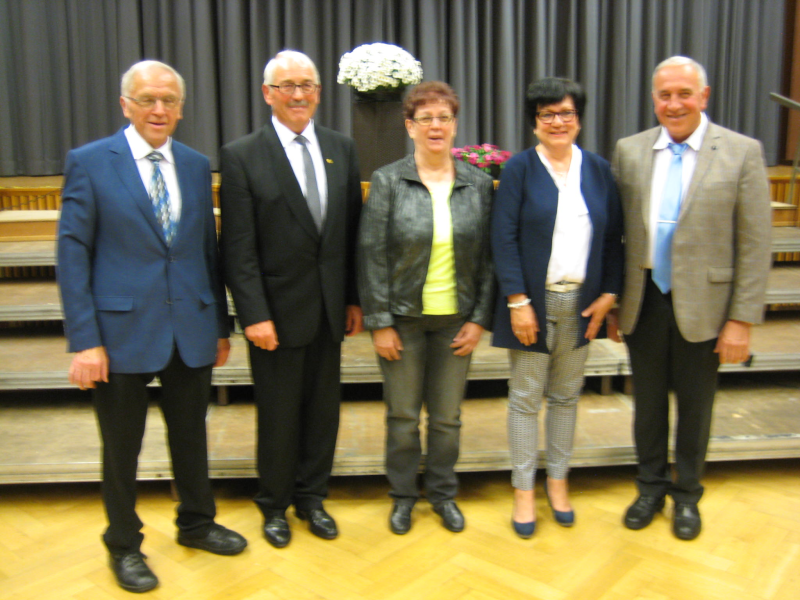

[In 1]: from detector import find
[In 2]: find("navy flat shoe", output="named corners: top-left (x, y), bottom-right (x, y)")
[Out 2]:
top-left (544, 479), bottom-right (575, 527)
top-left (512, 517), bottom-right (536, 539)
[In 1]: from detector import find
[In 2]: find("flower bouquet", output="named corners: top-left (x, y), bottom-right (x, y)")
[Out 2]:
top-left (452, 144), bottom-right (512, 177)
top-left (337, 43), bottom-right (423, 97)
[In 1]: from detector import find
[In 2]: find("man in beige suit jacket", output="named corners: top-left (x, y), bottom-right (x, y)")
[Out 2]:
top-left (611, 56), bottom-right (771, 540)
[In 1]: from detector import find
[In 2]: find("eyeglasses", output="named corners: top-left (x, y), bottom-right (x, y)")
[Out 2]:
top-left (269, 82), bottom-right (320, 95)
top-left (124, 96), bottom-right (182, 109)
top-left (536, 110), bottom-right (578, 124)
top-left (411, 114), bottom-right (455, 126)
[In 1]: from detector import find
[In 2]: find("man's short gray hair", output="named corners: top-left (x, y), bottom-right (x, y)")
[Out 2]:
top-left (263, 50), bottom-right (320, 86)
top-left (652, 56), bottom-right (708, 90)
top-left (121, 60), bottom-right (186, 99)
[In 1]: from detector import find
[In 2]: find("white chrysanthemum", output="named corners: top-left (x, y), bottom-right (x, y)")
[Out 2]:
top-left (337, 43), bottom-right (423, 92)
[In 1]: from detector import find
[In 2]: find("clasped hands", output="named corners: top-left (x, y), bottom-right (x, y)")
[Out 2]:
top-left (372, 321), bottom-right (484, 361)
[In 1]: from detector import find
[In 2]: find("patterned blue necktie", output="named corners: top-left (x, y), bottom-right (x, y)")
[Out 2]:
top-left (146, 151), bottom-right (176, 244)
top-left (652, 142), bottom-right (688, 294)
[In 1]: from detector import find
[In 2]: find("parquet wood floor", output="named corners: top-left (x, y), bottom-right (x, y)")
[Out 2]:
top-left (1, 460), bottom-right (798, 600)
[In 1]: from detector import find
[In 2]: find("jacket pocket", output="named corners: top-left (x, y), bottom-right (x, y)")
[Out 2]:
top-left (199, 289), bottom-right (217, 306)
top-left (707, 267), bottom-right (734, 283)
top-left (94, 296), bottom-right (134, 311)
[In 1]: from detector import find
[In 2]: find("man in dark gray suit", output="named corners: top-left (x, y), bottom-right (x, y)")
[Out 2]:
top-left (220, 50), bottom-right (362, 548)
top-left (611, 56), bottom-right (772, 540)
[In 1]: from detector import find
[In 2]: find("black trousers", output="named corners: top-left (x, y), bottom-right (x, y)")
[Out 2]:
top-left (93, 349), bottom-right (216, 554)
top-left (625, 275), bottom-right (719, 504)
top-left (248, 318), bottom-right (341, 515)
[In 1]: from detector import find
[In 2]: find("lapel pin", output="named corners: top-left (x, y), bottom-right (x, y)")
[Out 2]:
top-left (326, 158), bottom-right (334, 164)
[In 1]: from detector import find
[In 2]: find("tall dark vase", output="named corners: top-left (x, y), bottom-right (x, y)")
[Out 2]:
top-left (352, 90), bottom-right (406, 181)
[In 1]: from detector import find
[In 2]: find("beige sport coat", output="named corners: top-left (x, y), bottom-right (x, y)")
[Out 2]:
top-left (611, 122), bottom-right (772, 343)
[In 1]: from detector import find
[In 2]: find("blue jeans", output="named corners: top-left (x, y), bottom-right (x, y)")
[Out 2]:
top-left (379, 314), bottom-right (471, 505)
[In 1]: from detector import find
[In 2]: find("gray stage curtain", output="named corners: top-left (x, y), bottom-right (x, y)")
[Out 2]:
top-left (0, 0), bottom-right (787, 176)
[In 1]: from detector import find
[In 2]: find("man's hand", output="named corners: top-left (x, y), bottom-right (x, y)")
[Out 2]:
top-left (450, 322), bottom-right (484, 356)
top-left (214, 338), bottom-right (231, 367)
top-left (715, 319), bottom-right (751, 364)
top-left (582, 293), bottom-right (617, 340)
top-left (606, 307), bottom-right (622, 342)
top-left (69, 346), bottom-right (109, 390)
top-left (244, 320), bottom-right (279, 351)
top-left (373, 327), bottom-right (403, 361)
top-left (345, 305), bottom-right (364, 336)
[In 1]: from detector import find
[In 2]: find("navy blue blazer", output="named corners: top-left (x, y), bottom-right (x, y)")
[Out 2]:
top-left (491, 146), bottom-right (623, 353)
top-left (58, 128), bottom-right (228, 373)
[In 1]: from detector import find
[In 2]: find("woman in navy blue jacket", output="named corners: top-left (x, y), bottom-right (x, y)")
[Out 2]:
top-left (491, 78), bottom-right (623, 538)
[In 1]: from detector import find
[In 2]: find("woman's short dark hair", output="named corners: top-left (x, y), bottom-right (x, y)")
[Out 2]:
top-left (403, 81), bottom-right (460, 120)
top-left (524, 77), bottom-right (587, 126)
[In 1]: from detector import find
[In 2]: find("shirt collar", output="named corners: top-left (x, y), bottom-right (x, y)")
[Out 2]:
top-left (272, 116), bottom-right (317, 148)
top-left (653, 112), bottom-right (708, 151)
top-left (124, 124), bottom-right (175, 163)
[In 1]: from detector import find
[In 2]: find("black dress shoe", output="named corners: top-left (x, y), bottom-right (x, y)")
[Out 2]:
top-left (673, 502), bottom-right (701, 540)
top-left (624, 494), bottom-right (666, 530)
top-left (109, 551), bottom-right (158, 593)
top-left (389, 503), bottom-right (413, 535)
top-left (177, 523), bottom-right (248, 555)
top-left (263, 512), bottom-right (291, 548)
top-left (433, 500), bottom-right (465, 532)
top-left (295, 507), bottom-right (338, 540)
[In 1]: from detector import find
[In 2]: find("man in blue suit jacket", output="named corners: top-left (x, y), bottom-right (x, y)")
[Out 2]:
top-left (58, 61), bottom-right (246, 593)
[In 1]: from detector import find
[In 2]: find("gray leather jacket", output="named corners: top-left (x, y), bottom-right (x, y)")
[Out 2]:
top-left (357, 154), bottom-right (495, 331)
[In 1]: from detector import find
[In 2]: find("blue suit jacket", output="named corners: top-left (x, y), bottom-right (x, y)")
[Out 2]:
top-left (57, 128), bottom-right (228, 373)
top-left (491, 146), bottom-right (624, 353)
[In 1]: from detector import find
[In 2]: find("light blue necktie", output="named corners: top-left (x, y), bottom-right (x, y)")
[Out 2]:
top-left (296, 135), bottom-right (323, 232)
top-left (146, 151), bottom-right (176, 244)
top-left (652, 142), bottom-right (688, 294)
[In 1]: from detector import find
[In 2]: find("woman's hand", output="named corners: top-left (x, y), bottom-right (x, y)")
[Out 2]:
top-left (451, 322), bottom-right (484, 356)
top-left (581, 293), bottom-right (617, 340)
top-left (373, 327), bottom-right (403, 361)
top-left (509, 295), bottom-right (538, 346)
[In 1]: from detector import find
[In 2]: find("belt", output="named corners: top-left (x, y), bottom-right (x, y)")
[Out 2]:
top-left (545, 280), bottom-right (582, 292)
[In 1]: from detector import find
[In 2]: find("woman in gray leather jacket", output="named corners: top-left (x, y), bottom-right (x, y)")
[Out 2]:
top-left (357, 81), bottom-right (494, 536)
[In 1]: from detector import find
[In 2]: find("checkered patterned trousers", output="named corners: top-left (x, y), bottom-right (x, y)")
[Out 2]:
top-left (507, 288), bottom-right (589, 489)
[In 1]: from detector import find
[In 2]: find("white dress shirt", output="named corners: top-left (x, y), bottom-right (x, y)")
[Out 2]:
top-left (124, 125), bottom-right (182, 223)
top-left (646, 112), bottom-right (709, 268)
top-left (538, 145), bottom-right (592, 285)
top-left (272, 116), bottom-right (328, 220)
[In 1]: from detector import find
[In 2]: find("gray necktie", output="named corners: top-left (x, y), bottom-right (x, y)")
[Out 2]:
top-left (296, 135), bottom-right (323, 232)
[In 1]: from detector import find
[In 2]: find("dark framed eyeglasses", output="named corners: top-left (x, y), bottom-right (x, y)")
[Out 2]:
top-left (124, 96), bottom-right (182, 109)
top-left (411, 114), bottom-right (455, 126)
top-left (269, 82), bottom-right (320, 95)
top-left (536, 110), bottom-right (578, 124)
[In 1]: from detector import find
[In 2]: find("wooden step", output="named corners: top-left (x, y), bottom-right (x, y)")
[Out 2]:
top-left (4, 264), bottom-right (799, 325)
top-left (765, 263), bottom-right (800, 304)
top-left (2, 314), bottom-right (800, 390)
top-left (771, 225), bottom-right (800, 254)
top-left (0, 240), bottom-right (57, 267)
top-left (0, 279), bottom-right (237, 321)
top-left (0, 330), bottom-right (625, 390)
top-left (2, 372), bottom-right (799, 483)
top-left (0, 210), bottom-right (59, 241)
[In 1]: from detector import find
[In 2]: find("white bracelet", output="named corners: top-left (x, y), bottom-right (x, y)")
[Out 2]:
top-left (507, 298), bottom-right (531, 309)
